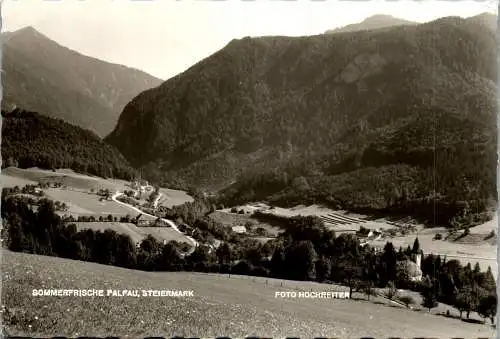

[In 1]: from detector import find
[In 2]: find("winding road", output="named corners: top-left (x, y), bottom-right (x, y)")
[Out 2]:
top-left (111, 192), bottom-right (199, 256)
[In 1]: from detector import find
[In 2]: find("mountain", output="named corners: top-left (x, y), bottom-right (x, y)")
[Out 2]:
top-left (1, 27), bottom-right (163, 137)
top-left (106, 16), bottom-right (497, 226)
top-left (325, 15), bottom-right (417, 34)
top-left (1, 108), bottom-right (136, 180)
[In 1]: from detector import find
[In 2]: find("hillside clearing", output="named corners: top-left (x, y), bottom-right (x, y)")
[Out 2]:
top-left (1, 174), bottom-right (37, 188)
top-left (2, 167), bottom-right (130, 192)
top-left (370, 227), bottom-right (497, 277)
top-left (44, 189), bottom-right (136, 216)
top-left (158, 188), bottom-right (194, 208)
top-left (1, 250), bottom-right (495, 337)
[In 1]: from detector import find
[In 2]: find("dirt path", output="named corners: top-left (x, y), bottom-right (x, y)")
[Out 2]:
top-left (111, 192), bottom-right (198, 255)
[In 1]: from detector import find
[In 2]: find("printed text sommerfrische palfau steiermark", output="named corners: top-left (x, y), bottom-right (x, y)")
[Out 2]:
top-left (31, 289), bottom-right (195, 297)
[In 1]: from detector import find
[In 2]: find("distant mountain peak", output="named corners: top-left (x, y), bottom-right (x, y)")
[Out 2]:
top-left (362, 14), bottom-right (409, 22)
top-left (11, 26), bottom-right (45, 38)
top-left (326, 14), bottom-right (417, 34)
top-left (2, 26), bottom-right (163, 137)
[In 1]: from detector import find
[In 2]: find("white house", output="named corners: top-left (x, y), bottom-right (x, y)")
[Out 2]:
top-left (231, 225), bottom-right (247, 234)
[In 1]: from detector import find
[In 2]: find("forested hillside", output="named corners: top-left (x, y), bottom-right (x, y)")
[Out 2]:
top-left (106, 15), bottom-right (497, 227)
top-left (2, 109), bottom-right (136, 180)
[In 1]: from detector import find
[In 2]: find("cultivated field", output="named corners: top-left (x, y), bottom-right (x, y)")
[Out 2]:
top-left (73, 222), bottom-right (191, 245)
top-left (158, 188), bottom-right (194, 208)
top-left (2, 167), bottom-right (192, 217)
top-left (2, 167), bottom-right (129, 192)
top-left (208, 211), bottom-right (281, 236)
top-left (1, 173), bottom-right (38, 188)
top-left (370, 226), bottom-right (497, 277)
top-left (1, 250), bottom-right (495, 338)
top-left (44, 189), bottom-right (139, 216)
top-left (231, 203), bottom-right (394, 234)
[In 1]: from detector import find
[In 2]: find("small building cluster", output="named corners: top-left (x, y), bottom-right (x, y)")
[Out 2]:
top-left (231, 225), bottom-right (247, 234)
top-left (130, 180), bottom-right (154, 194)
top-left (134, 214), bottom-right (171, 227)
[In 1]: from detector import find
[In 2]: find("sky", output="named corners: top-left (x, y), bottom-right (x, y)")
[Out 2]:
top-left (2, 0), bottom-right (498, 80)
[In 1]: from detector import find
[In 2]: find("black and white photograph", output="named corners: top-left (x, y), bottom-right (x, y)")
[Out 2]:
top-left (0, 0), bottom-right (498, 337)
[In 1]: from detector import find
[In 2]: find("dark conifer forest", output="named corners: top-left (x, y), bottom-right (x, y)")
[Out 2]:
top-left (1, 109), bottom-right (136, 180)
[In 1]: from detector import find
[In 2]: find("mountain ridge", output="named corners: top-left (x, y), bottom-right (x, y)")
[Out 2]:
top-left (106, 16), bottom-right (496, 225)
top-left (325, 14), bottom-right (418, 34)
top-left (2, 26), bottom-right (163, 137)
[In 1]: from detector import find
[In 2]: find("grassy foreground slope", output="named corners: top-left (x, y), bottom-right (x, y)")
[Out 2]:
top-left (1, 250), bottom-right (494, 337)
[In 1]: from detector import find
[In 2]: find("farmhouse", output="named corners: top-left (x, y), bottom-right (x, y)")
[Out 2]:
top-left (153, 218), bottom-right (170, 227)
top-left (231, 225), bottom-right (247, 234)
top-left (134, 214), bottom-right (150, 227)
top-left (130, 180), bottom-right (154, 194)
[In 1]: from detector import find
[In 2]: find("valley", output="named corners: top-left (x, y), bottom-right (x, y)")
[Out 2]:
top-left (1, 7), bottom-right (498, 338)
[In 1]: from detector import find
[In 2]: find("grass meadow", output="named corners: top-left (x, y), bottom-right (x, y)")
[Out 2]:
top-left (1, 250), bottom-right (495, 338)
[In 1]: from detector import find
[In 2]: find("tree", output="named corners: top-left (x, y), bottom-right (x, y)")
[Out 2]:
top-left (478, 294), bottom-right (497, 325)
top-left (245, 246), bottom-right (264, 266)
top-left (381, 242), bottom-right (397, 285)
top-left (315, 257), bottom-right (331, 282)
top-left (271, 245), bottom-right (286, 277)
top-left (396, 260), bottom-right (412, 286)
top-left (341, 253), bottom-right (363, 298)
top-left (216, 242), bottom-right (232, 265)
top-left (386, 281), bottom-right (398, 300)
top-left (421, 277), bottom-right (438, 312)
top-left (412, 237), bottom-right (420, 254)
top-left (159, 242), bottom-right (181, 270)
top-left (455, 285), bottom-right (481, 319)
top-left (188, 245), bottom-right (211, 264)
top-left (362, 280), bottom-right (376, 301)
top-left (481, 266), bottom-right (496, 293)
top-left (140, 235), bottom-right (160, 254)
top-left (284, 240), bottom-right (317, 281)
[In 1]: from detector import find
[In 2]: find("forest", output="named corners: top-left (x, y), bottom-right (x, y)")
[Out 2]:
top-left (1, 108), bottom-right (136, 180)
